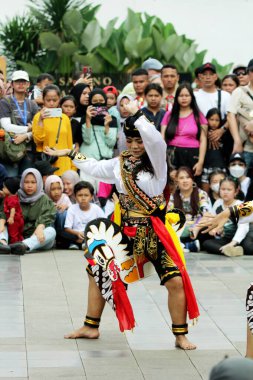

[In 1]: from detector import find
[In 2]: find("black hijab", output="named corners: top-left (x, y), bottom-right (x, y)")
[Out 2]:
top-left (89, 88), bottom-right (117, 128)
top-left (70, 83), bottom-right (90, 118)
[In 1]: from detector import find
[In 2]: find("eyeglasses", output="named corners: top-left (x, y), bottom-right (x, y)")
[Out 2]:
top-left (235, 71), bottom-right (247, 76)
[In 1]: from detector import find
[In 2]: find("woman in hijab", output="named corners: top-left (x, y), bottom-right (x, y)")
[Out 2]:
top-left (0, 168), bottom-right (56, 254)
top-left (55, 170), bottom-right (80, 247)
top-left (79, 88), bottom-right (118, 191)
top-left (61, 170), bottom-right (80, 204)
top-left (116, 94), bottom-right (133, 153)
top-left (70, 83), bottom-right (91, 122)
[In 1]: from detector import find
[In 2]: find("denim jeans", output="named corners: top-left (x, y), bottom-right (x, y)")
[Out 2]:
top-left (0, 226), bottom-right (56, 251)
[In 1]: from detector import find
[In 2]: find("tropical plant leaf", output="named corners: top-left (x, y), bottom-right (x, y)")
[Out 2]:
top-left (40, 32), bottom-right (61, 50)
top-left (180, 43), bottom-right (197, 72)
top-left (58, 42), bottom-right (78, 57)
top-left (152, 29), bottom-right (163, 59)
top-left (123, 8), bottom-right (142, 32)
top-left (101, 18), bottom-right (118, 47)
top-left (81, 19), bottom-right (102, 52)
top-left (136, 37), bottom-right (153, 58)
top-left (175, 42), bottom-right (189, 68)
top-left (73, 52), bottom-right (104, 73)
top-left (63, 9), bottom-right (83, 35)
top-left (16, 61), bottom-right (41, 77)
top-left (160, 34), bottom-right (182, 62)
top-left (124, 27), bottom-right (143, 58)
top-left (163, 23), bottom-right (176, 39)
top-left (96, 47), bottom-right (118, 68)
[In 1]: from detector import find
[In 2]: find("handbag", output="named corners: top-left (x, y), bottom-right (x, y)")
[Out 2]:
top-left (0, 129), bottom-right (26, 163)
top-left (41, 117), bottom-right (62, 164)
top-left (0, 97), bottom-right (27, 163)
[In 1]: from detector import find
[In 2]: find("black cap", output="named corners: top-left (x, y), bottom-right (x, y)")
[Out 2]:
top-left (34, 161), bottom-right (59, 176)
top-left (4, 177), bottom-right (20, 194)
top-left (200, 62), bottom-right (216, 74)
top-left (247, 59), bottom-right (253, 71)
top-left (229, 152), bottom-right (246, 164)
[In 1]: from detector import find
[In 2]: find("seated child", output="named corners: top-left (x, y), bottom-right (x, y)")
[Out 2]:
top-left (2, 177), bottom-right (24, 244)
top-left (202, 177), bottom-right (249, 256)
top-left (64, 181), bottom-right (105, 249)
top-left (45, 175), bottom-right (72, 213)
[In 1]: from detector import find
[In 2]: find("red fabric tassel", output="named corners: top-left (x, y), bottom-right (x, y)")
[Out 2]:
top-left (112, 277), bottom-right (135, 332)
top-left (150, 216), bottom-right (200, 320)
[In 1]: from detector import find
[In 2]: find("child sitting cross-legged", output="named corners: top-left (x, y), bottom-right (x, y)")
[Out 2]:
top-left (64, 181), bottom-right (105, 250)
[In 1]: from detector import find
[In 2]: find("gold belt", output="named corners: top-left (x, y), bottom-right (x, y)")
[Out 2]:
top-left (121, 209), bottom-right (149, 218)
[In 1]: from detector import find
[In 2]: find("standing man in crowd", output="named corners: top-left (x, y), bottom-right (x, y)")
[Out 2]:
top-left (131, 68), bottom-right (149, 108)
top-left (195, 62), bottom-right (232, 162)
top-left (142, 57), bottom-right (163, 85)
top-left (0, 70), bottom-right (38, 176)
top-left (228, 59), bottom-right (253, 167)
top-left (232, 64), bottom-right (249, 87)
top-left (29, 73), bottom-right (54, 107)
top-left (161, 64), bottom-right (179, 111)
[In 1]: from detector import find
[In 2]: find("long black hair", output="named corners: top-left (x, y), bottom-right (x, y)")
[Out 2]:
top-left (173, 167), bottom-right (200, 216)
top-left (165, 82), bottom-right (202, 142)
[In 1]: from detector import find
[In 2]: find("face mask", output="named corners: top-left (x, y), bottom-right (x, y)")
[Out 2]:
top-left (229, 165), bottom-right (245, 178)
top-left (210, 183), bottom-right (220, 193)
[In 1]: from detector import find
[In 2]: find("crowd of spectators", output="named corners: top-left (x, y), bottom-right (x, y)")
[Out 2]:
top-left (0, 56), bottom-right (253, 256)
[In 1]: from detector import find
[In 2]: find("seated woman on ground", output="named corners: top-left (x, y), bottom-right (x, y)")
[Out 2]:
top-left (0, 168), bottom-right (56, 255)
top-left (208, 170), bottom-right (226, 205)
top-left (167, 166), bottom-right (212, 252)
top-left (202, 177), bottom-right (249, 257)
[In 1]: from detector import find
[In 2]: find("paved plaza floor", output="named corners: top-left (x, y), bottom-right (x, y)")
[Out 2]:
top-left (0, 249), bottom-right (251, 379)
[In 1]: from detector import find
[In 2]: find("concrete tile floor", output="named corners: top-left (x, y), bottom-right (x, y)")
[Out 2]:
top-left (0, 250), bottom-right (251, 379)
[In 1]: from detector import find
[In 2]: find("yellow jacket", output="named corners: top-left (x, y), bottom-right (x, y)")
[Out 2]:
top-left (32, 112), bottom-right (76, 175)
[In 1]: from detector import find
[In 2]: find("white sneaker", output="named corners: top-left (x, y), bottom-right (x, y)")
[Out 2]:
top-left (69, 244), bottom-right (79, 250)
top-left (223, 246), bottom-right (243, 257)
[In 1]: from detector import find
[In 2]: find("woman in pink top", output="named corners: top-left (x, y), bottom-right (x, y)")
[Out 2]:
top-left (161, 83), bottom-right (207, 178)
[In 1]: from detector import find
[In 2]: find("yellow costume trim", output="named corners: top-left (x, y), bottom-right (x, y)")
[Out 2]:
top-left (165, 213), bottom-right (186, 266)
top-left (114, 201), bottom-right (121, 226)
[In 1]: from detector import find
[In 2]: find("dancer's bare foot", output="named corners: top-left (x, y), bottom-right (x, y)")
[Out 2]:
top-left (175, 335), bottom-right (197, 350)
top-left (64, 326), bottom-right (100, 339)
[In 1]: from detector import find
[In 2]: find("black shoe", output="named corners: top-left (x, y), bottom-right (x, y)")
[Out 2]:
top-left (9, 242), bottom-right (27, 256)
top-left (0, 244), bottom-right (11, 254)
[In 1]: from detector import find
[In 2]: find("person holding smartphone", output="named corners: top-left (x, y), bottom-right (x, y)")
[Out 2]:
top-left (79, 88), bottom-right (118, 192)
top-left (32, 84), bottom-right (76, 176)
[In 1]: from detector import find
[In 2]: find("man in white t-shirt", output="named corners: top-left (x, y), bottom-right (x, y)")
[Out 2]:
top-left (195, 62), bottom-right (231, 161)
top-left (195, 62), bottom-right (231, 120)
top-left (64, 181), bottom-right (105, 249)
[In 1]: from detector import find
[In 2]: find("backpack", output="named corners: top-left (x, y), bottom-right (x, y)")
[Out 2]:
top-left (0, 97), bottom-right (27, 163)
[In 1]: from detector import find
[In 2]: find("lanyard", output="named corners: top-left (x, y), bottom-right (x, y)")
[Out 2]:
top-left (12, 97), bottom-right (27, 126)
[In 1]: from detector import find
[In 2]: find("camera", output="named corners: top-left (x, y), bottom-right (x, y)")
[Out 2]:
top-left (94, 106), bottom-right (107, 116)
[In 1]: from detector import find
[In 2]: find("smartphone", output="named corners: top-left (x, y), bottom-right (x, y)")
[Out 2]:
top-left (83, 66), bottom-right (92, 77)
top-left (45, 108), bottom-right (62, 118)
top-left (94, 105), bottom-right (107, 116)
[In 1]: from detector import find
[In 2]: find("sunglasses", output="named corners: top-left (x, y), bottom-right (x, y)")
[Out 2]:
top-left (235, 71), bottom-right (247, 76)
